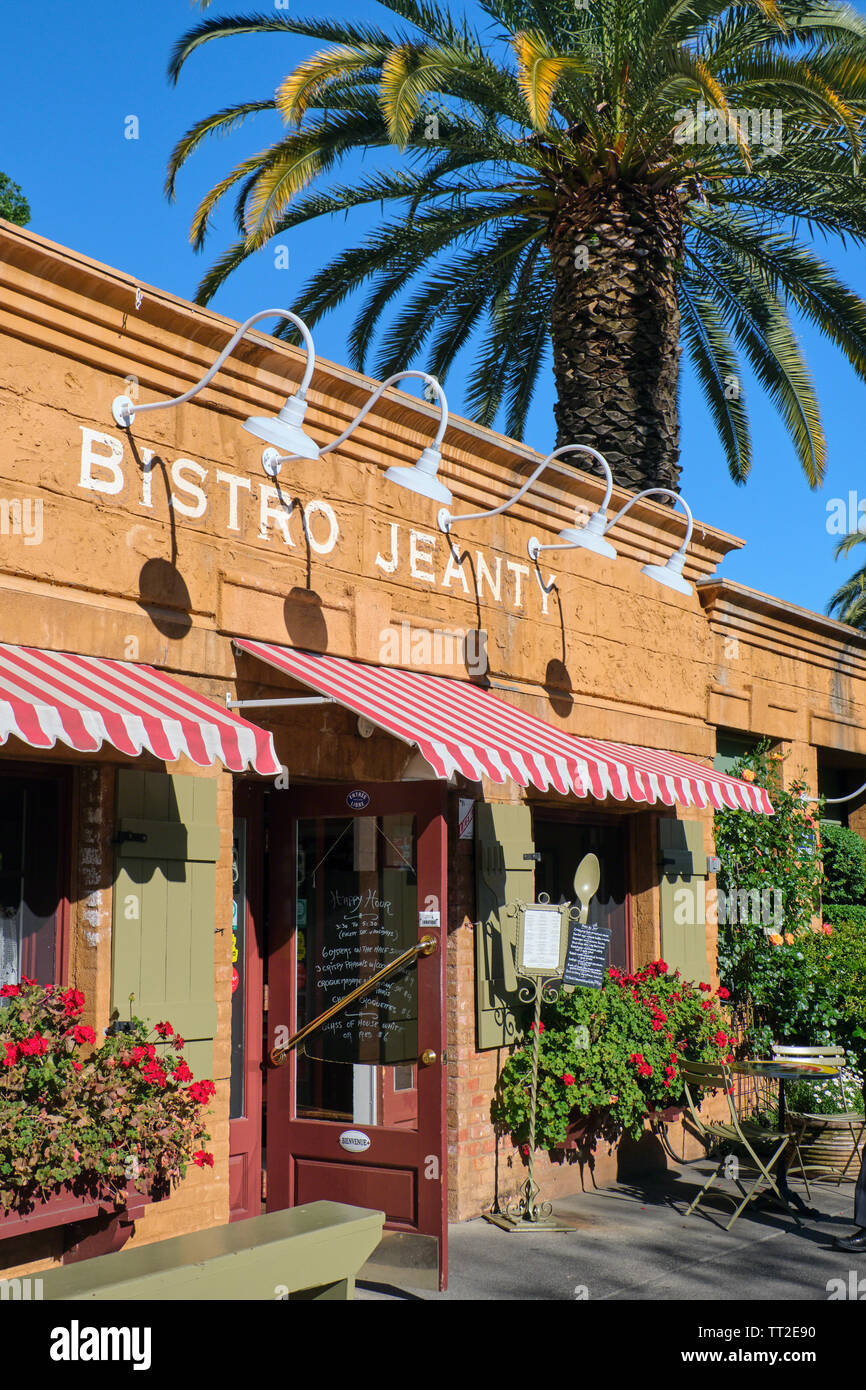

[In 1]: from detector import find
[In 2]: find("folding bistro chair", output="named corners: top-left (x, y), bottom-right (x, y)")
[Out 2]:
top-left (680, 1060), bottom-right (797, 1231)
top-left (772, 1044), bottom-right (866, 1190)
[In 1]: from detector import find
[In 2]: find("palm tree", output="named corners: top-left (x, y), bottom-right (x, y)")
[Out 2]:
top-left (167, 0), bottom-right (866, 493)
top-left (828, 529), bottom-right (866, 627)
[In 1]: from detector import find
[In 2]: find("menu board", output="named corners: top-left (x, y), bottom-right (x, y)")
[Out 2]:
top-left (301, 865), bottom-right (418, 1065)
top-left (520, 907), bottom-right (565, 974)
top-left (562, 921), bottom-right (611, 990)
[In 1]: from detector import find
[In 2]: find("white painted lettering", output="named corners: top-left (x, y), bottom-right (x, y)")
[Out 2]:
top-left (79, 428), bottom-right (124, 495)
top-left (302, 499), bottom-right (339, 555)
top-left (259, 484), bottom-right (294, 545)
top-left (409, 530), bottom-right (436, 582)
top-left (170, 459), bottom-right (208, 519)
top-left (375, 523), bottom-right (399, 574)
top-left (216, 470), bottom-right (251, 532)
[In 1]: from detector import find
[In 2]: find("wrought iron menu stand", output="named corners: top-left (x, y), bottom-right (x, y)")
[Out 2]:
top-left (486, 856), bottom-right (600, 1234)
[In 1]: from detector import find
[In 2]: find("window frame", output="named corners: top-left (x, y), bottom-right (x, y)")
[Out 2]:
top-left (0, 759), bottom-right (73, 989)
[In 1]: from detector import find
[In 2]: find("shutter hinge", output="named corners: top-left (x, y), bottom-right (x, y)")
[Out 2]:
top-left (523, 852), bottom-right (541, 861)
top-left (263, 983), bottom-right (269, 1013)
top-left (111, 830), bottom-right (148, 847)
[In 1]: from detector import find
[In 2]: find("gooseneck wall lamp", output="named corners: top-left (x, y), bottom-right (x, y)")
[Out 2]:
top-left (261, 369), bottom-right (450, 499)
top-left (432, 443), bottom-right (614, 555)
top-left (111, 308), bottom-right (320, 460)
top-left (528, 481), bottom-right (696, 597)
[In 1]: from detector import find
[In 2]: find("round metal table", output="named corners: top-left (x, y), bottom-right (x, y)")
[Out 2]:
top-left (729, 1059), bottom-right (841, 1212)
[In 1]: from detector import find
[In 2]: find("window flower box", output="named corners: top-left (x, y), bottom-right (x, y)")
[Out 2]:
top-left (0, 1179), bottom-right (150, 1244)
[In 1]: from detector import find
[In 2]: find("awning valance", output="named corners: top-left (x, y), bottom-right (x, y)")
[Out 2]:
top-left (233, 640), bottom-right (772, 815)
top-left (0, 643), bottom-right (280, 775)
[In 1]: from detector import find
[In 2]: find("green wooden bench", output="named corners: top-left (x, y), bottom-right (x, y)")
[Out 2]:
top-left (39, 1202), bottom-right (384, 1301)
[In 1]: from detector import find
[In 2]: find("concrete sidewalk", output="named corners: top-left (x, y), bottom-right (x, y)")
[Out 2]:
top-left (358, 1161), bottom-right (863, 1300)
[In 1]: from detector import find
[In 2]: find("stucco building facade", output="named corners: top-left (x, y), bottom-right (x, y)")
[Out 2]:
top-left (1, 222), bottom-right (865, 1285)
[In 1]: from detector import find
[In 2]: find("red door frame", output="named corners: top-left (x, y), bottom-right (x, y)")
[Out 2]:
top-left (266, 780), bottom-right (448, 1286)
top-left (228, 783), bottom-right (265, 1223)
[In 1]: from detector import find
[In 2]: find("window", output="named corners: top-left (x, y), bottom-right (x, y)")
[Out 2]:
top-left (0, 767), bottom-right (68, 990)
top-left (533, 814), bottom-right (631, 972)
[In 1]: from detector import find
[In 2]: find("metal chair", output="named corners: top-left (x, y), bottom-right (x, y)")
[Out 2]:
top-left (680, 1060), bottom-right (797, 1230)
top-left (772, 1044), bottom-right (866, 1189)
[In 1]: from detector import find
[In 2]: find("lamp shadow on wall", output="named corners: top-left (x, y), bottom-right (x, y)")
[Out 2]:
top-left (128, 442), bottom-right (193, 640)
top-left (542, 584), bottom-right (574, 718)
top-left (137, 559), bottom-right (193, 640)
top-left (284, 588), bottom-right (328, 651)
top-left (266, 476), bottom-right (330, 651)
top-left (443, 540), bottom-right (490, 688)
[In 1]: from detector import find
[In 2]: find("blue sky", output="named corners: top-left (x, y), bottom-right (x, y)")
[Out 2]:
top-left (2, 0), bottom-right (865, 617)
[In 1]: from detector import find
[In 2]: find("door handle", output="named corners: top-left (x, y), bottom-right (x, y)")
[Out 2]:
top-left (420, 1049), bottom-right (438, 1066)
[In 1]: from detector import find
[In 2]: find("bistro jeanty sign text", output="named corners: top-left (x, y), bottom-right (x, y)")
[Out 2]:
top-left (78, 429), bottom-right (556, 614)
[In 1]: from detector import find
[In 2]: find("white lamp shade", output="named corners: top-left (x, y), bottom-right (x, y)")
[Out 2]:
top-left (641, 551), bottom-right (693, 596)
top-left (556, 510), bottom-right (617, 560)
top-left (243, 393), bottom-right (320, 460)
top-left (384, 447), bottom-right (453, 506)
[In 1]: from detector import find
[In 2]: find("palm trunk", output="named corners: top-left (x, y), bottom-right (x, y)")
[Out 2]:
top-left (546, 182), bottom-right (684, 493)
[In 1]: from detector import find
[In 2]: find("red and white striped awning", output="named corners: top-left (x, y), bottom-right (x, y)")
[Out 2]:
top-left (234, 641), bottom-right (772, 814)
top-left (0, 643), bottom-right (280, 775)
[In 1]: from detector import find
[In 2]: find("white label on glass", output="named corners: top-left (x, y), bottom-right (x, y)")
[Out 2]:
top-left (419, 910), bottom-right (440, 928)
top-left (339, 1130), bottom-right (371, 1153)
top-left (521, 908), bottom-right (563, 973)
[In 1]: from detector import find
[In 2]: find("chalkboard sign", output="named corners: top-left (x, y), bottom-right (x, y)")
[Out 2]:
top-left (562, 921), bottom-right (611, 990)
top-left (304, 871), bottom-right (417, 1064)
top-left (298, 815), bottom-right (418, 1066)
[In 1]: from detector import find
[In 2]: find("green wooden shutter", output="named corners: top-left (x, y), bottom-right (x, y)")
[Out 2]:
top-left (111, 770), bottom-right (220, 1078)
top-left (658, 818), bottom-right (710, 984)
top-left (474, 803), bottom-right (534, 1050)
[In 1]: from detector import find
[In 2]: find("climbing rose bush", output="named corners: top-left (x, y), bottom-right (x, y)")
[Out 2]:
top-left (493, 962), bottom-right (733, 1154)
top-left (0, 980), bottom-right (214, 1213)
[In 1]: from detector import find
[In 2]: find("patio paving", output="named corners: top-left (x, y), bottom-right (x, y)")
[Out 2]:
top-left (358, 1160), bottom-right (863, 1300)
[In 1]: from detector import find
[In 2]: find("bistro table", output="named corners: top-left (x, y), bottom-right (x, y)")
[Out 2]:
top-left (729, 1058), bottom-right (841, 1213)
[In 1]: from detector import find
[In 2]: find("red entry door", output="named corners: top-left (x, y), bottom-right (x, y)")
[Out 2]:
top-left (266, 781), bottom-right (447, 1285)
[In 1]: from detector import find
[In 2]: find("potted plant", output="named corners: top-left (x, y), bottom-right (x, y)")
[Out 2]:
top-left (0, 979), bottom-right (214, 1248)
top-left (492, 961), bottom-right (734, 1161)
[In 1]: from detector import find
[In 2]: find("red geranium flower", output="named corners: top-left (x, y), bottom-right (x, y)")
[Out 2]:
top-left (699, 982), bottom-right (711, 992)
top-left (18, 1034), bottom-right (51, 1057)
top-left (172, 1035), bottom-right (185, 1050)
top-left (174, 1061), bottom-right (193, 1083)
top-left (60, 987), bottom-right (85, 1018)
top-left (562, 1073), bottom-right (575, 1086)
top-left (69, 1025), bottom-right (96, 1046)
top-left (187, 1079), bottom-right (217, 1105)
top-left (192, 1151), bottom-right (214, 1168)
top-left (19, 976), bottom-right (36, 986)
top-left (154, 1021), bottom-right (174, 1038)
top-left (717, 987), bottom-right (730, 999)
top-left (0, 984), bottom-right (20, 998)
top-left (142, 1060), bottom-right (167, 1088)
top-left (529, 1021), bottom-right (545, 1033)
top-left (2, 1042), bottom-right (18, 1067)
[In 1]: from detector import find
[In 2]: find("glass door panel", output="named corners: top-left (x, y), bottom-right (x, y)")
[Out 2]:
top-left (294, 812), bottom-right (419, 1130)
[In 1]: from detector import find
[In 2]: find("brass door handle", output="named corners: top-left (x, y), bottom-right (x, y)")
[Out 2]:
top-left (420, 1049), bottom-right (438, 1066)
